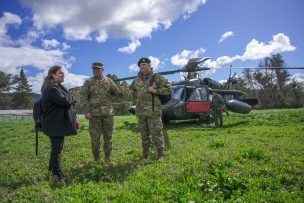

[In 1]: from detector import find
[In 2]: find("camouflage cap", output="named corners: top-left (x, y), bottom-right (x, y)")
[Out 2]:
top-left (137, 57), bottom-right (151, 67)
top-left (92, 62), bottom-right (104, 69)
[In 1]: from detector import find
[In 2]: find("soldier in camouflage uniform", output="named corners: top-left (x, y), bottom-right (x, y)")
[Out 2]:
top-left (211, 90), bottom-right (225, 127)
top-left (81, 62), bottom-right (121, 165)
top-left (130, 57), bottom-right (171, 161)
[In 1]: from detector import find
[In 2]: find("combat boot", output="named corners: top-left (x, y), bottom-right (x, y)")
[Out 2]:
top-left (140, 146), bottom-right (150, 160)
top-left (92, 149), bottom-right (100, 165)
top-left (51, 170), bottom-right (64, 182)
top-left (157, 148), bottom-right (165, 162)
top-left (105, 151), bottom-right (115, 166)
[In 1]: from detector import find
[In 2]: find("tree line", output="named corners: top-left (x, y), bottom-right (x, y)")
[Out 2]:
top-left (1, 54), bottom-right (303, 111)
top-left (0, 69), bottom-right (33, 109)
top-left (236, 54), bottom-right (304, 109)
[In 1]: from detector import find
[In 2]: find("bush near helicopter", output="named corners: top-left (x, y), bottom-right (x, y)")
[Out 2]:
top-left (113, 57), bottom-right (253, 123)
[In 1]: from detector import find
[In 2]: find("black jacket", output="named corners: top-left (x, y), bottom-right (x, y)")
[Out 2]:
top-left (42, 83), bottom-right (77, 137)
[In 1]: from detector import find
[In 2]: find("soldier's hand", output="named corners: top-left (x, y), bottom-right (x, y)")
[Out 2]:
top-left (85, 112), bottom-right (91, 120)
top-left (147, 86), bottom-right (157, 94)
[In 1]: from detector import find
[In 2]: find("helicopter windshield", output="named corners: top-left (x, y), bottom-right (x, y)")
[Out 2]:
top-left (188, 87), bottom-right (208, 102)
top-left (172, 86), bottom-right (185, 100)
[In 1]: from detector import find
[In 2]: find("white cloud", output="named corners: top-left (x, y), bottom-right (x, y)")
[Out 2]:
top-left (96, 30), bottom-right (108, 43)
top-left (0, 12), bottom-right (22, 45)
top-left (206, 33), bottom-right (296, 70)
top-left (239, 33), bottom-right (296, 61)
top-left (128, 63), bottom-right (139, 73)
top-left (0, 46), bottom-right (72, 75)
top-left (218, 31), bottom-right (234, 43)
top-left (0, 47), bottom-right (63, 72)
top-left (149, 56), bottom-right (162, 71)
top-left (289, 73), bottom-right (304, 84)
top-left (171, 48), bottom-right (206, 66)
top-left (16, 29), bottom-right (45, 47)
top-left (21, 0), bottom-right (206, 53)
top-left (0, 45), bottom-right (88, 93)
top-left (42, 39), bottom-right (60, 49)
top-left (118, 38), bottom-right (141, 54)
top-left (0, 12), bottom-right (90, 93)
top-left (62, 42), bottom-right (70, 50)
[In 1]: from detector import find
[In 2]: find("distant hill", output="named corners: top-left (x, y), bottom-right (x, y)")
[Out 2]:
top-left (4, 92), bottom-right (41, 102)
top-left (31, 93), bottom-right (42, 102)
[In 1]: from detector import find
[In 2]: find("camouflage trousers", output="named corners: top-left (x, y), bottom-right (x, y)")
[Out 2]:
top-left (212, 109), bottom-right (223, 127)
top-left (89, 116), bottom-right (114, 162)
top-left (138, 116), bottom-right (165, 150)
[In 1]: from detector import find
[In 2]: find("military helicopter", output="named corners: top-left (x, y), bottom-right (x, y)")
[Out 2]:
top-left (115, 57), bottom-right (258, 123)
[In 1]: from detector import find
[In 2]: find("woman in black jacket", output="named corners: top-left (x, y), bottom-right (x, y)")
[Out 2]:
top-left (41, 65), bottom-right (77, 181)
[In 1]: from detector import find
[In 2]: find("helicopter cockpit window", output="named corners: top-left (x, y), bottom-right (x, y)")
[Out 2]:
top-left (188, 87), bottom-right (208, 102)
top-left (172, 86), bottom-right (185, 101)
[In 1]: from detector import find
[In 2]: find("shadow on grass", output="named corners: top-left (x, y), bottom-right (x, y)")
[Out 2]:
top-left (165, 120), bottom-right (249, 130)
top-left (63, 158), bottom-right (156, 186)
top-left (221, 121), bottom-right (249, 128)
top-left (165, 120), bottom-right (212, 130)
top-left (0, 159), bottom-right (154, 191)
top-left (116, 121), bottom-right (138, 133)
top-left (117, 120), bottom-right (172, 148)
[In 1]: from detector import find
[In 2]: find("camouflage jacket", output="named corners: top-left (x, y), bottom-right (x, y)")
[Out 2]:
top-left (130, 71), bottom-right (171, 118)
top-left (81, 76), bottom-right (120, 116)
top-left (211, 94), bottom-right (225, 111)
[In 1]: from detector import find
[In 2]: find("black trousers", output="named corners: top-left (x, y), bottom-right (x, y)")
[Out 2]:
top-left (49, 136), bottom-right (64, 176)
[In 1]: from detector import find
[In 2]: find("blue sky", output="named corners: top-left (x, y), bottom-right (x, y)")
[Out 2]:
top-left (0, 0), bottom-right (303, 93)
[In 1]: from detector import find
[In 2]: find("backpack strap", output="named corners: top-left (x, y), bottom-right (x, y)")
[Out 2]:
top-left (149, 74), bottom-right (157, 112)
top-left (149, 74), bottom-right (157, 86)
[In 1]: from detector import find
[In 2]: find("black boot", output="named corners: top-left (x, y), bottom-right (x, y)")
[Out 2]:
top-left (157, 148), bottom-right (165, 161)
top-left (51, 170), bottom-right (63, 182)
top-left (140, 146), bottom-right (150, 160)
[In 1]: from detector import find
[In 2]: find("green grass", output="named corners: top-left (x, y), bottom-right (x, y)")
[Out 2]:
top-left (0, 108), bottom-right (304, 202)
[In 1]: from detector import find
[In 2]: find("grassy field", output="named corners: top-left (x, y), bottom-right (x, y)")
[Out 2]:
top-left (0, 108), bottom-right (304, 202)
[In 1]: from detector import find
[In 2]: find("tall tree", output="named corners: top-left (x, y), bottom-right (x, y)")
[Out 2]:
top-left (241, 54), bottom-right (303, 109)
top-left (0, 71), bottom-right (13, 109)
top-left (12, 69), bottom-right (33, 109)
top-left (254, 54), bottom-right (290, 108)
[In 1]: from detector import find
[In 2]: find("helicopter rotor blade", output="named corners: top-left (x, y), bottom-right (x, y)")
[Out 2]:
top-left (155, 67), bottom-right (211, 76)
top-left (115, 76), bottom-right (137, 82)
top-left (218, 66), bottom-right (304, 70)
top-left (114, 67), bottom-right (211, 81)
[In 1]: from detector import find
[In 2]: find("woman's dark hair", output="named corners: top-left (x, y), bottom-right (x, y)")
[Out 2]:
top-left (41, 65), bottom-right (63, 93)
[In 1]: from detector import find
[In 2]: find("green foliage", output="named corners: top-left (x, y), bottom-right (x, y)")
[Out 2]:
top-left (0, 71), bottom-right (13, 109)
top-left (0, 71), bottom-right (12, 93)
top-left (0, 108), bottom-right (304, 202)
top-left (11, 69), bottom-right (33, 109)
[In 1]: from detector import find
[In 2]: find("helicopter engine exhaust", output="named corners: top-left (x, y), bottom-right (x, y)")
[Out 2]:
top-left (226, 99), bottom-right (251, 114)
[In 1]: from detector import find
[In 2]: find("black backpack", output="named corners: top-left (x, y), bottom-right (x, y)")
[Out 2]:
top-left (149, 74), bottom-right (171, 105)
top-left (33, 98), bottom-right (43, 131)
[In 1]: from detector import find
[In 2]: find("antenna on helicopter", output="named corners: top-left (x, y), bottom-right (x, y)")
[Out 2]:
top-left (223, 64), bottom-right (238, 90)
